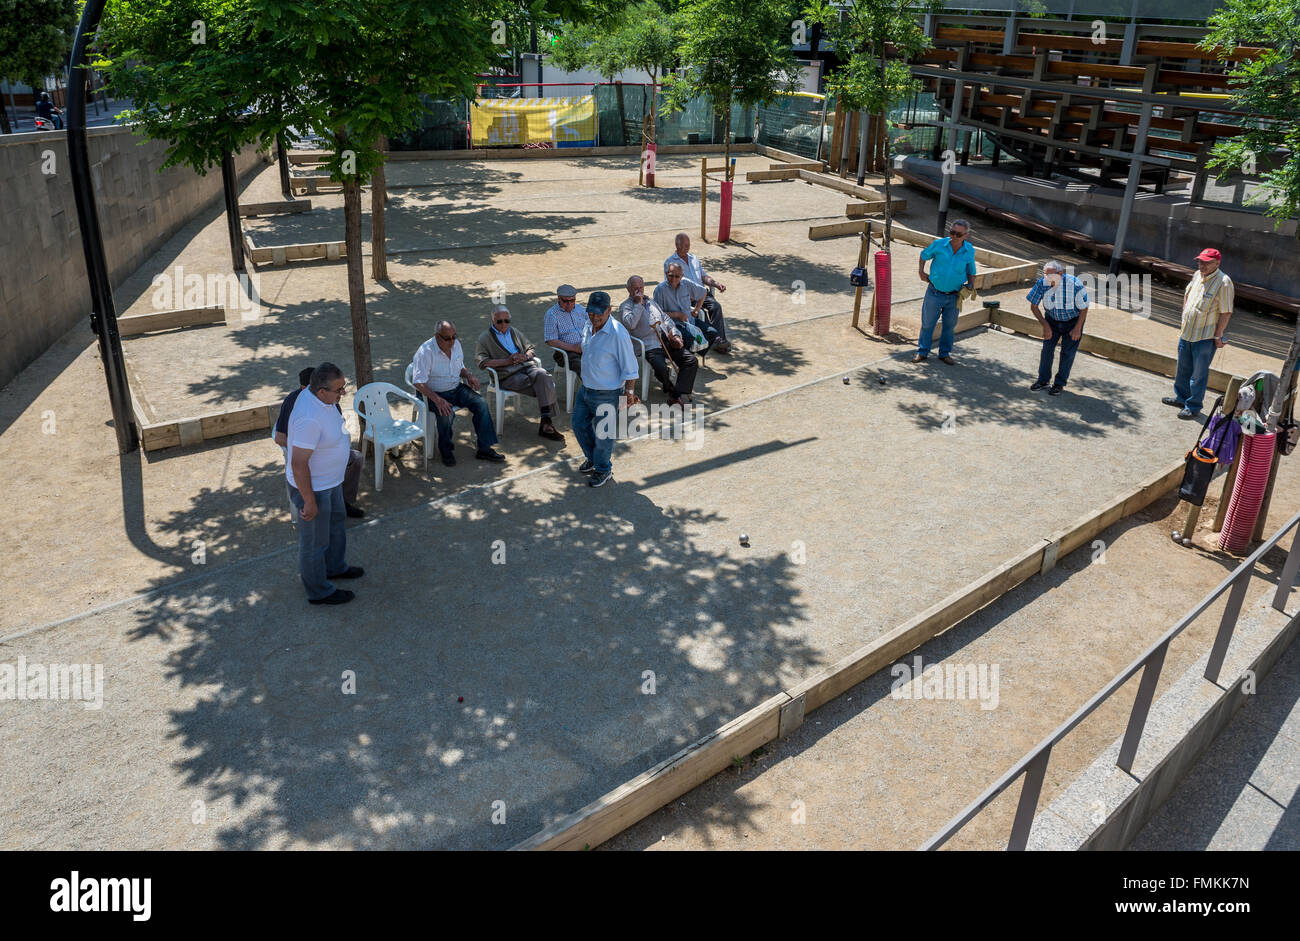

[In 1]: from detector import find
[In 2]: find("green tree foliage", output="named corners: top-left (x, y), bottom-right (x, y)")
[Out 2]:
top-left (551, 0), bottom-right (678, 164)
top-left (1201, 0), bottom-right (1300, 230)
top-left (663, 0), bottom-right (804, 173)
top-left (0, 0), bottom-right (79, 133)
top-left (805, 0), bottom-right (942, 246)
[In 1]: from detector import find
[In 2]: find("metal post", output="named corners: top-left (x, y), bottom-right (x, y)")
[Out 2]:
top-left (856, 109), bottom-right (869, 185)
top-left (1117, 641), bottom-right (1168, 772)
top-left (814, 93), bottom-right (829, 164)
top-left (1204, 565), bottom-right (1254, 683)
top-left (1273, 524), bottom-right (1300, 612)
top-left (937, 79), bottom-right (964, 236)
top-left (221, 152), bottom-right (246, 272)
top-left (1109, 102), bottom-right (1153, 275)
top-left (1007, 747), bottom-right (1051, 851)
top-left (66, 0), bottom-right (137, 454)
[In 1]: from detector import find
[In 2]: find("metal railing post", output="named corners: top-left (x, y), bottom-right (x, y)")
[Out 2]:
top-left (1117, 641), bottom-right (1168, 773)
top-left (1007, 747), bottom-right (1052, 851)
top-left (1204, 564), bottom-right (1254, 683)
top-left (1272, 524), bottom-right (1300, 612)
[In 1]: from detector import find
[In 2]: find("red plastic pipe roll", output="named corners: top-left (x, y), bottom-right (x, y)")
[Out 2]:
top-left (873, 250), bottom-right (891, 336)
top-left (644, 142), bottom-right (656, 187)
top-left (718, 180), bottom-right (733, 242)
top-left (1218, 431), bottom-right (1276, 553)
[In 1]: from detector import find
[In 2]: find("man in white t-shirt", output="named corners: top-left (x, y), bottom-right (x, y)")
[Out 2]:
top-left (286, 363), bottom-right (363, 605)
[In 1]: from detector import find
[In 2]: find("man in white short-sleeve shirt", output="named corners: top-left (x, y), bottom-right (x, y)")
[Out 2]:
top-left (286, 363), bottom-right (363, 605)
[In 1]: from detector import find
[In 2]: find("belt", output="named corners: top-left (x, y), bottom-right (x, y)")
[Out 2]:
top-left (930, 286), bottom-right (961, 295)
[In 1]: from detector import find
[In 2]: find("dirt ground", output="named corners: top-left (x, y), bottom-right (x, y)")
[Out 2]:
top-left (2, 152), bottom-right (1296, 850)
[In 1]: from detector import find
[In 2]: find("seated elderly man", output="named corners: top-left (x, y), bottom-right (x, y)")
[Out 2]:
top-left (475, 304), bottom-right (564, 441)
top-left (543, 283), bottom-right (587, 380)
top-left (620, 275), bottom-right (699, 406)
top-left (653, 263), bottom-right (724, 353)
top-left (665, 232), bottom-right (731, 353)
top-left (411, 319), bottom-right (506, 466)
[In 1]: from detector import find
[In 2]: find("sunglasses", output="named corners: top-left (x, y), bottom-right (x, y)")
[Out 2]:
top-left (558, 297), bottom-right (576, 304)
top-left (494, 318), bottom-right (511, 324)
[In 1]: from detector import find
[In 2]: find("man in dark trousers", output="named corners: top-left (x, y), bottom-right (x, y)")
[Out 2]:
top-left (274, 366), bottom-right (365, 517)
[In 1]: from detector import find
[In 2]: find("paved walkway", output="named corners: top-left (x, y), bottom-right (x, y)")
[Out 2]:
top-left (1131, 639), bottom-right (1300, 850)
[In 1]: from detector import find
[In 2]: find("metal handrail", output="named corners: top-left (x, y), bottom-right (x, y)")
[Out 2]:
top-left (922, 505), bottom-right (1300, 851)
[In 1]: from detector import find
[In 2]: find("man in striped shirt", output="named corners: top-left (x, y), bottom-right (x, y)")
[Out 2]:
top-left (1163, 248), bottom-right (1234, 420)
top-left (1027, 260), bottom-right (1089, 395)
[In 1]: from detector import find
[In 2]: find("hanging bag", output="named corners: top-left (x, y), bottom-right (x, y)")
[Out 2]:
top-left (1178, 394), bottom-right (1224, 507)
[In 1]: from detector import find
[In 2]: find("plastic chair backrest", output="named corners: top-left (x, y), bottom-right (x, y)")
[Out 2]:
top-left (354, 383), bottom-right (404, 435)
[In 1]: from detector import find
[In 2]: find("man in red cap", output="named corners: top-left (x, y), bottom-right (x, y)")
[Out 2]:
top-left (1162, 248), bottom-right (1233, 420)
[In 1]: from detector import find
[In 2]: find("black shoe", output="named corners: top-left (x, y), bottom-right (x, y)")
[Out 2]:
top-left (1048, 385), bottom-right (1064, 396)
top-left (938, 355), bottom-right (956, 365)
top-left (476, 447), bottom-right (506, 462)
top-left (1178, 407), bottom-right (1201, 420)
top-left (440, 452), bottom-right (456, 467)
top-left (1161, 396), bottom-right (1185, 408)
top-left (577, 459), bottom-right (594, 475)
top-left (712, 340), bottom-right (732, 354)
top-left (309, 588), bottom-right (355, 606)
top-left (539, 423), bottom-right (564, 442)
top-left (1030, 380), bottom-right (1049, 391)
top-left (327, 566), bottom-right (364, 580)
top-left (911, 354), bottom-right (928, 363)
top-left (588, 470), bottom-right (612, 488)
top-left (345, 502), bottom-right (365, 518)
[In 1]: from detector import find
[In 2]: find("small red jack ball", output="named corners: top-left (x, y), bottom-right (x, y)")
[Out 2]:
top-left (458, 696), bottom-right (464, 703)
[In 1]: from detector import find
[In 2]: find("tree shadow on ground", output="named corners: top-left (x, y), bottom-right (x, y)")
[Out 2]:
top-left (123, 451), bottom-right (815, 849)
top-left (608, 491), bottom-right (1299, 850)
top-left (861, 328), bottom-right (1148, 439)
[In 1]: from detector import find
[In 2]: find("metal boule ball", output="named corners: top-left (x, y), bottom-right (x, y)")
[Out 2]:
top-left (842, 376), bottom-right (850, 385)
top-left (739, 533), bottom-right (750, 545)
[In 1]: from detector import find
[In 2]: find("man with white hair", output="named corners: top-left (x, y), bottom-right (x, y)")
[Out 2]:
top-left (1026, 260), bottom-right (1090, 395)
top-left (665, 232), bottom-right (732, 354)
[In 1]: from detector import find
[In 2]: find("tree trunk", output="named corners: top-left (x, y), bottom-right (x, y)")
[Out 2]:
top-left (342, 174), bottom-right (373, 388)
top-left (0, 104), bottom-right (10, 135)
top-left (276, 131), bottom-right (293, 199)
top-left (1266, 320), bottom-right (1300, 432)
top-left (371, 134), bottom-right (389, 281)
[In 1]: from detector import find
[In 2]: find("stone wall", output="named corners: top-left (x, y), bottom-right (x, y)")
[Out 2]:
top-left (0, 125), bottom-right (267, 389)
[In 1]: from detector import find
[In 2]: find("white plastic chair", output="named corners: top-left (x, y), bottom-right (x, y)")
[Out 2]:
top-left (629, 336), bottom-right (651, 401)
top-left (551, 350), bottom-right (578, 413)
top-left (483, 357), bottom-right (542, 433)
top-left (402, 363), bottom-right (425, 424)
top-left (352, 382), bottom-right (428, 491)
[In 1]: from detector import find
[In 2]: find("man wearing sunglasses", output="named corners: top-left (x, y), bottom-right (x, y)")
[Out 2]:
top-left (914, 219), bottom-right (977, 365)
top-left (274, 365), bottom-right (365, 518)
top-left (410, 320), bottom-right (506, 466)
top-left (475, 304), bottom-right (564, 441)
top-left (286, 363), bottom-right (363, 606)
top-left (572, 291), bottom-right (640, 488)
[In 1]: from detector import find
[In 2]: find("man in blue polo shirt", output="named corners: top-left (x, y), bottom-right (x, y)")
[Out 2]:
top-left (1027, 260), bottom-right (1090, 395)
top-left (571, 291), bottom-right (641, 488)
top-left (914, 219), bottom-right (977, 364)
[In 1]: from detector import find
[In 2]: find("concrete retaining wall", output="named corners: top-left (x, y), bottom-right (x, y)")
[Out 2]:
top-left (0, 125), bottom-right (267, 389)
top-left (898, 158), bottom-right (1299, 301)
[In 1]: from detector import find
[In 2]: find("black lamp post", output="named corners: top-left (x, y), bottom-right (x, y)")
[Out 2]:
top-left (66, 0), bottom-right (137, 453)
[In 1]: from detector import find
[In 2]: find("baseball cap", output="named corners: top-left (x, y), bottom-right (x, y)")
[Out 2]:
top-left (1196, 248), bottom-right (1221, 262)
top-left (557, 284), bottom-right (577, 298)
top-left (586, 291), bottom-right (611, 314)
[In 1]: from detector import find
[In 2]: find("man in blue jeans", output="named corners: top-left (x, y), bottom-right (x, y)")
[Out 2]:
top-left (1027, 260), bottom-right (1090, 395)
top-left (410, 319), bottom-right (506, 466)
top-left (914, 219), bottom-right (977, 365)
top-left (571, 291), bottom-right (641, 488)
top-left (1163, 248), bottom-right (1234, 420)
top-left (286, 363), bottom-right (364, 605)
